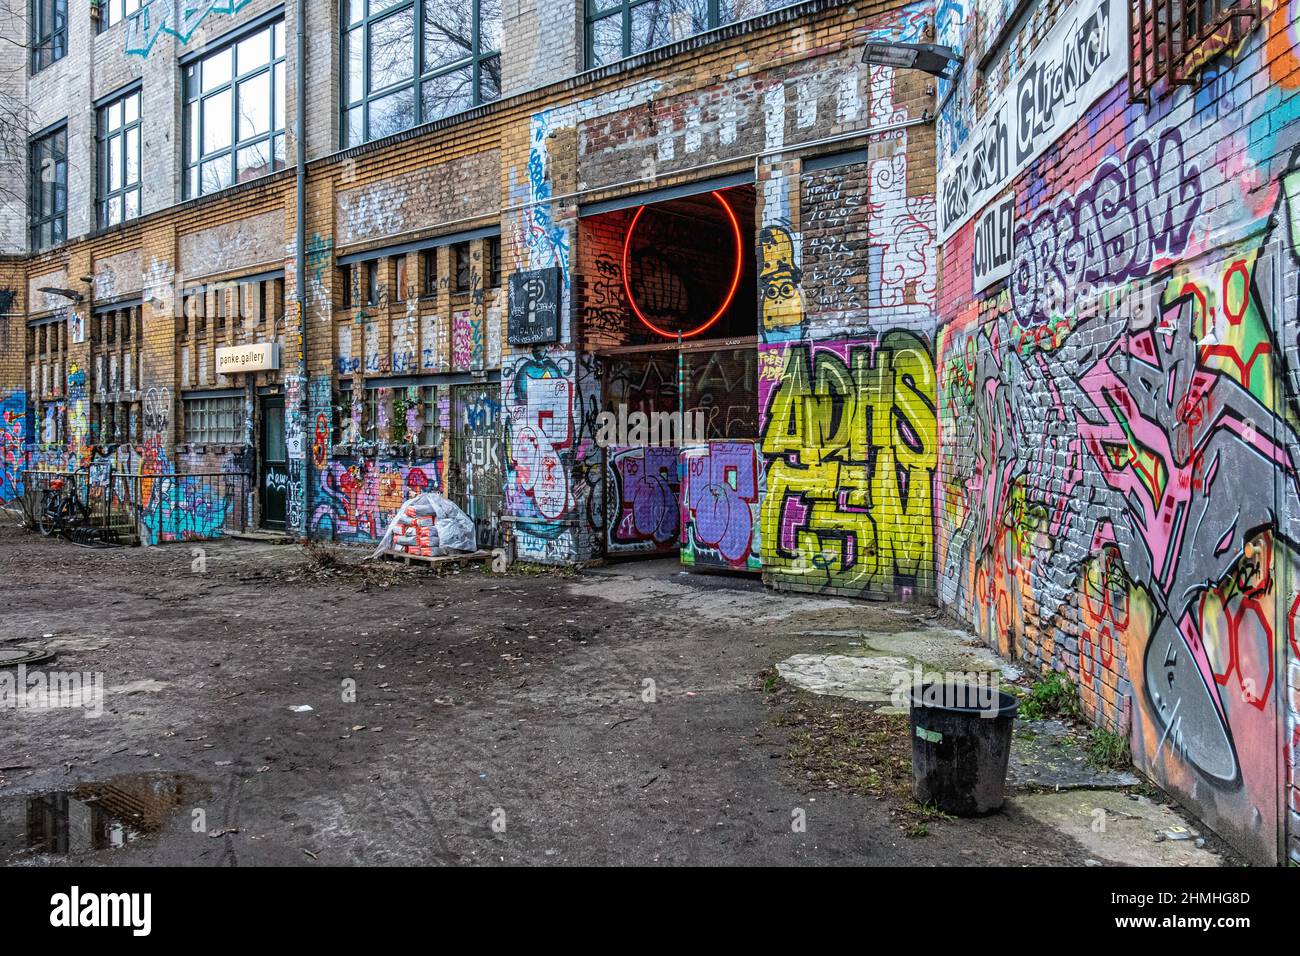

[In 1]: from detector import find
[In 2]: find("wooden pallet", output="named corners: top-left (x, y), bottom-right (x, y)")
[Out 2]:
top-left (380, 549), bottom-right (495, 569)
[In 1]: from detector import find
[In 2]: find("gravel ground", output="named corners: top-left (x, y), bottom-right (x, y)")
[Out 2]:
top-left (0, 521), bottom-right (1095, 866)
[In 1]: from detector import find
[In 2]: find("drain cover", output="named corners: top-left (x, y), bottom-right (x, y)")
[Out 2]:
top-left (0, 647), bottom-right (55, 667)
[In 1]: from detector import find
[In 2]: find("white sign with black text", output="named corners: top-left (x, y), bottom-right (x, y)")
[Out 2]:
top-left (216, 342), bottom-right (280, 374)
top-left (972, 194), bottom-right (1017, 290)
top-left (937, 0), bottom-right (1127, 241)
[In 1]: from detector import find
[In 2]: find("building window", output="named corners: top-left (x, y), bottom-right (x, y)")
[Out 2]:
top-left (485, 235), bottom-right (501, 288)
top-left (97, 87), bottom-right (143, 228)
top-left (29, 124), bottom-right (67, 251)
top-left (1129, 0), bottom-right (1261, 100)
top-left (184, 395), bottom-right (244, 445)
top-left (342, 0), bottom-right (502, 147)
top-left (586, 0), bottom-right (802, 66)
top-left (183, 19), bottom-right (286, 198)
top-left (363, 261), bottom-right (378, 305)
top-left (97, 0), bottom-right (141, 31)
top-left (31, 0), bottom-right (67, 72)
top-left (394, 255), bottom-right (407, 301)
top-left (362, 386), bottom-right (383, 443)
top-left (422, 248), bottom-right (438, 295)
top-left (452, 242), bottom-right (471, 292)
top-left (420, 384), bottom-right (439, 445)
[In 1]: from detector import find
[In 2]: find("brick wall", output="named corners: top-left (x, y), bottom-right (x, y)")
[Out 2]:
top-left (934, 0), bottom-right (1300, 865)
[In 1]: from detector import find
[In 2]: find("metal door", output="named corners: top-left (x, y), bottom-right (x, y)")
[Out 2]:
top-left (259, 395), bottom-right (287, 530)
top-left (449, 383), bottom-right (503, 549)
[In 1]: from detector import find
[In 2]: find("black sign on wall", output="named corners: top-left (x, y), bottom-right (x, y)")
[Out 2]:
top-left (508, 268), bottom-right (561, 345)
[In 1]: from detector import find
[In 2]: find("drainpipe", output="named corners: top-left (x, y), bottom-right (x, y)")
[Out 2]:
top-left (294, 0), bottom-right (309, 540)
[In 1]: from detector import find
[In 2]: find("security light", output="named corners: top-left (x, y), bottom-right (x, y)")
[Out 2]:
top-left (862, 41), bottom-right (963, 78)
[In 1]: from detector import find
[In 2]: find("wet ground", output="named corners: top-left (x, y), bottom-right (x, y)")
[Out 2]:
top-left (0, 520), bottom-right (1226, 866)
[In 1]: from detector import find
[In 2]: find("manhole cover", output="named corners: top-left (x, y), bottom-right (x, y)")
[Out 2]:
top-left (0, 647), bottom-right (55, 667)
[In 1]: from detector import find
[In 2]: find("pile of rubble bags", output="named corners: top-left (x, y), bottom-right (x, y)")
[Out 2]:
top-left (368, 492), bottom-right (477, 560)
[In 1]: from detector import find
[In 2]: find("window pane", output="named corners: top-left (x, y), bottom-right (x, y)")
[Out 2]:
top-left (368, 86), bottom-right (415, 138)
top-left (126, 127), bottom-right (140, 184)
top-left (479, 0), bottom-right (502, 54)
top-left (124, 91), bottom-right (140, 124)
top-left (479, 54), bottom-right (501, 102)
top-left (347, 29), bottom-right (366, 104)
top-left (236, 28), bottom-right (271, 73)
top-left (186, 101), bottom-right (199, 163)
top-left (589, 15), bottom-right (623, 66)
top-left (202, 88), bottom-right (233, 153)
top-left (125, 188), bottom-right (140, 220)
top-left (420, 67), bottom-right (472, 123)
top-left (200, 156), bottom-right (233, 193)
top-left (631, 1), bottom-right (709, 54)
top-left (422, 0), bottom-right (473, 73)
top-left (237, 70), bottom-right (272, 139)
top-left (346, 106), bottom-right (365, 146)
top-left (201, 46), bottom-right (233, 92)
top-left (236, 140), bottom-right (272, 182)
top-left (369, 7), bottom-right (415, 90)
top-left (108, 135), bottom-right (123, 191)
top-left (274, 61), bottom-right (285, 130)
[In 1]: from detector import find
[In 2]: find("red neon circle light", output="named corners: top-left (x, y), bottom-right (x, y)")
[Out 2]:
top-left (622, 190), bottom-right (744, 340)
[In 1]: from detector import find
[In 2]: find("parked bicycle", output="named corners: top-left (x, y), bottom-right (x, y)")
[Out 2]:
top-left (35, 473), bottom-right (112, 547)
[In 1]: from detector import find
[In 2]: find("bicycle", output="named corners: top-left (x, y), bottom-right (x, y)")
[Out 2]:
top-left (35, 473), bottom-right (112, 547)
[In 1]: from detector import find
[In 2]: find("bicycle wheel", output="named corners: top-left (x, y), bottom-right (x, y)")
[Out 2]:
top-left (61, 497), bottom-right (92, 540)
top-left (36, 495), bottom-right (61, 537)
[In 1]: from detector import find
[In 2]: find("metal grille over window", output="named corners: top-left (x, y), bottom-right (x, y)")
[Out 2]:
top-left (1128, 0), bottom-right (1261, 101)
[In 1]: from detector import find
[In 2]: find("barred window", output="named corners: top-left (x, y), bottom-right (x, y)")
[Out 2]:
top-left (97, 86), bottom-right (142, 228)
top-left (184, 395), bottom-right (244, 445)
top-left (342, 0), bottom-right (501, 147)
top-left (1129, 0), bottom-right (1261, 100)
top-left (183, 19), bottom-right (286, 197)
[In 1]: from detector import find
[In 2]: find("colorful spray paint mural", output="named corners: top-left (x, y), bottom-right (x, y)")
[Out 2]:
top-left (1, 390), bottom-right (26, 505)
top-left (503, 348), bottom-right (602, 564)
top-left (759, 330), bottom-right (937, 597)
top-left (605, 445), bottom-right (680, 555)
top-left (935, 0), bottom-right (1300, 864)
top-left (311, 457), bottom-right (443, 543)
top-left (680, 441), bottom-right (763, 572)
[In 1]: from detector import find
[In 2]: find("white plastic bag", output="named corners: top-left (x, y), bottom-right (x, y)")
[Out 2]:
top-left (368, 492), bottom-right (477, 559)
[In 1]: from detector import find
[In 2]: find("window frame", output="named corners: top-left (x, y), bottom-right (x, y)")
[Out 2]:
top-left (96, 84), bottom-right (144, 229)
top-left (586, 0), bottom-right (801, 67)
top-left (183, 394), bottom-right (245, 445)
top-left (29, 122), bottom-right (68, 251)
top-left (340, 0), bottom-right (502, 148)
top-left (182, 17), bottom-right (287, 200)
top-left (96, 0), bottom-right (142, 31)
top-left (31, 0), bottom-right (67, 73)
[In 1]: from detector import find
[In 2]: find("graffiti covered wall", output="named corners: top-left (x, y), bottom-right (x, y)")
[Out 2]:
top-left (935, 0), bottom-right (1300, 864)
top-left (760, 331), bottom-right (937, 597)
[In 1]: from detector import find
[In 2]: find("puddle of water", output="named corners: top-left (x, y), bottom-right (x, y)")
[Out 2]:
top-left (0, 773), bottom-right (196, 863)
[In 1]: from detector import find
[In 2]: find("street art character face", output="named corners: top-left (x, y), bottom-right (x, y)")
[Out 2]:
top-left (759, 226), bottom-right (804, 334)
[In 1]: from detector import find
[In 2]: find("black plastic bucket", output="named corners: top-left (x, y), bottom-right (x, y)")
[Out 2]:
top-left (908, 681), bottom-right (1018, 816)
